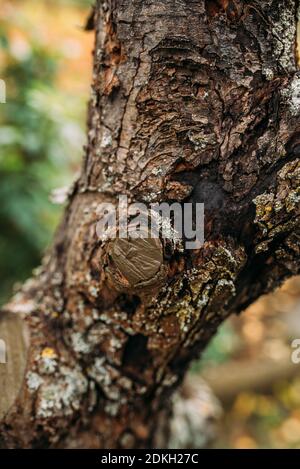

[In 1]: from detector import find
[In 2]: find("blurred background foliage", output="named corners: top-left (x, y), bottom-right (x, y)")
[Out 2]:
top-left (0, 0), bottom-right (93, 303)
top-left (1, 0), bottom-right (300, 450)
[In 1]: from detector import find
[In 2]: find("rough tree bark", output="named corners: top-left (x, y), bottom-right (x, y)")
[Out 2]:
top-left (0, 0), bottom-right (299, 449)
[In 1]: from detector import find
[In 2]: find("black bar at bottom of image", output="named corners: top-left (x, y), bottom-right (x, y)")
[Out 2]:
top-left (0, 449), bottom-right (299, 467)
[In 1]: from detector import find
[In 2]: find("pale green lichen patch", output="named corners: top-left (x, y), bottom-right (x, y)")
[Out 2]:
top-left (26, 371), bottom-right (44, 392)
top-left (187, 130), bottom-right (217, 151)
top-left (254, 159), bottom-right (300, 252)
top-left (69, 331), bottom-right (93, 355)
top-left (36, 366), bottom-right (88, 419)
top-left (86, 356), bottom-right (136, 416)
top-left (281, 73), bottom-right (300, 116)
top-left (272, 2), bottom-right (297, 72)
top-left (262, 67), bottom-right (274, 81)
top-left (152, 243), bottom-right (246, 334)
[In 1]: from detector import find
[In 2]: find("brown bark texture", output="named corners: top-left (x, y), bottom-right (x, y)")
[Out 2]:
top-left (0, 0), bottom-right (299, 449)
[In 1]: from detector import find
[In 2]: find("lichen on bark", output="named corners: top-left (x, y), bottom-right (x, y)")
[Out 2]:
top-left (0, 0), bottom-right (300, 449)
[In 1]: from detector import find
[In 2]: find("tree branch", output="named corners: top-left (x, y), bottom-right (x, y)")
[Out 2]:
top-left (0, 0), bottom-right (299, 448)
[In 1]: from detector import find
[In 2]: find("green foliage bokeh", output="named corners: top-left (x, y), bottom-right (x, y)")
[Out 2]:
top-left (0, 4), bottom-right (88, 303)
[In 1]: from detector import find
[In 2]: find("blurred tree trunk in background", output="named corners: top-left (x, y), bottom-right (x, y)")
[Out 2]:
top-left (0, 0), bottom-right (299, 448)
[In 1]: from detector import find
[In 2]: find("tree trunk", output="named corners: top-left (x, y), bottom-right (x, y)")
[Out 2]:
top-left (0, 0), bottom-right (299, 449)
